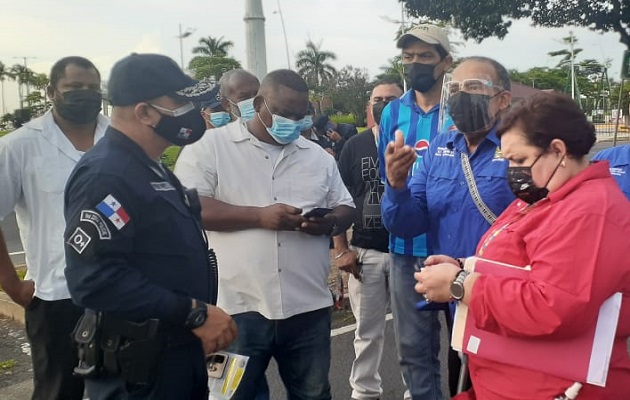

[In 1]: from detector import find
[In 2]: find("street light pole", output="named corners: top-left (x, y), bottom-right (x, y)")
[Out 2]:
top-left (177, 24), bottom-right (195, 70)
top-left (275, 0), bottom-right (290, 69)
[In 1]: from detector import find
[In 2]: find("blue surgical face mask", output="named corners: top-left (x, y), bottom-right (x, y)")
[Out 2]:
top-left (258, 99), bottom-right (304, 145)
top-left (301, 115), bottom-right (313, 131)
top-left (230, 97), bottom-right (256, 121)
top-left (209, 111), bottom-right (231, 128)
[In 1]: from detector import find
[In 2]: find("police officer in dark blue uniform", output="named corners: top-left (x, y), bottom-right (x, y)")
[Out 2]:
top-left (63, 53), bottom-right (238, 400)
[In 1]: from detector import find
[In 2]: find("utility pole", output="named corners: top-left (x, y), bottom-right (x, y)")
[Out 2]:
top-left (274, 0), bottom-right (290, 69)
top-left (177, 24), bottom-right (195, 70)
top-left (244, 0), bottom-right (267, 80)
top-left (569, 31), bottom-right (576, 101)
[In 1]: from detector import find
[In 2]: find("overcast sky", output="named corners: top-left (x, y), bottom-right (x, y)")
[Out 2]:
top-left (1, 0), bottom-right (627, 113)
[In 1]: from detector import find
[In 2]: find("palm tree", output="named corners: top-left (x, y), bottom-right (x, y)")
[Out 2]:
top-left (10, 64), bottom-right (34, 109)
top-left (0, 62), bottom-right (14, 115)
top-left (295, 40), bottom-right (337, 89)
top-left (376, 56), bottom-right (404, 86)
top-left (192, 36), bottom-right (234, 58)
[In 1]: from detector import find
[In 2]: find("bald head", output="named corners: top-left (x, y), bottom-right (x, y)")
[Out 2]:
top-left (219, 69), bottom-right (260, 100)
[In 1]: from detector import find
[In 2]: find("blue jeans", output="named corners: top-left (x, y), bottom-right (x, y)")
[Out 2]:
top-left (228, 307), bottom-right (332, 400)
top-left (389, 254), bottom-right (442, 400)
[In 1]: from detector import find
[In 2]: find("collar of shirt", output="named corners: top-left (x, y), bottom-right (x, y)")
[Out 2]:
top-left (448, 124), bottom-right (501, 155)
top-left (547, 161), bottom-right (612, 204)
top-left (32, 110), bottom-right (108, 162)
top-left (400, 89), bottom-right (440, 115)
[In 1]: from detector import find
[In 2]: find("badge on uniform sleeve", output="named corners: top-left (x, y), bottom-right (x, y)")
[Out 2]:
top-left (96, 195), bottom-right (130, 230)
top-left (67, 227), bottom-right (92, 254)
top-left (80, 210), bottom-right (111, 239)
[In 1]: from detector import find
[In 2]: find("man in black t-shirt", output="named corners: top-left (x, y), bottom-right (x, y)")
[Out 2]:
top-left (333, 79), bottom-right (404, 400)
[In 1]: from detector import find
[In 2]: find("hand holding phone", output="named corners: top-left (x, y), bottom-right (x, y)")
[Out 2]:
top-left (303, 207), bottom-right (332, 219)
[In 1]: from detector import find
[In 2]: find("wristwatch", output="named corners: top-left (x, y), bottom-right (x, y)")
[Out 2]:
top-left (184, 300), bottom-right (208, 329)
top-left (450, 270), bottom-right (470, 301)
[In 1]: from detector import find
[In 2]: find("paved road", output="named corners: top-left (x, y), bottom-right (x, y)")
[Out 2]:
top-left (266, 314), bottom-right (451, 399)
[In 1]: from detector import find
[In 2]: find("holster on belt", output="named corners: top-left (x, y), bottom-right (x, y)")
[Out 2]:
top-left (71, 310), bottom-right (162, 386)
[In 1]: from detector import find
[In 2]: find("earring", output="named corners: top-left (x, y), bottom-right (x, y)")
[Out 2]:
top-left (561, 160), bottom-right (566, 167)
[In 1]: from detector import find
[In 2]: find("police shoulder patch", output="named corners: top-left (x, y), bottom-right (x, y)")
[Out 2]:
top-left (80, 210), bottom-right (112, 239)
top-left (67, 227), bottom-right (92, 254)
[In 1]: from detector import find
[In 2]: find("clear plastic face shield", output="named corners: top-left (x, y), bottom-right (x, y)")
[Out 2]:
top-left (438, 73), bottom-right (506, 135)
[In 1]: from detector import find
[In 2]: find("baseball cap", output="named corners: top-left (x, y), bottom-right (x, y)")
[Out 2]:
top-left (199, 95), bottom-right (223, 111)
top-left (396, 24), bottom-right (451, 54)
top-left (107, 53), bottom-right (220, 106)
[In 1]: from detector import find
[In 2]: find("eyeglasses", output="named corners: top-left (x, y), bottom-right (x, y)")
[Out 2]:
top-left (149, 102), bottom-right (195, 117)
top-left (446, 79), bottom-right (504, 96)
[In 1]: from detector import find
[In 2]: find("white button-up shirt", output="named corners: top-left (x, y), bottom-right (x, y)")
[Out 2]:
top-left (175, 122), bottom-right (355, 319)
top-left (0, 111), bottom-right (108, 300)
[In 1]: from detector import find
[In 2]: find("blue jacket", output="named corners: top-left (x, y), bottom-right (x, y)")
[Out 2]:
top-left (382, 128), bottom-right (515, 257)
top-left (592, 144), bottom-right (630, 201)
top-left (64, 128), bottom-right (215, 325)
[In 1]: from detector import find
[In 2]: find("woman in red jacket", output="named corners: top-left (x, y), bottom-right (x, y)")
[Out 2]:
top-left (415, 92), bottom-right (630, 400)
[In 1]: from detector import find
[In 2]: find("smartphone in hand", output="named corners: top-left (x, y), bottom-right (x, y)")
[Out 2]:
top-left (303, 207), bottom-right (332, 219)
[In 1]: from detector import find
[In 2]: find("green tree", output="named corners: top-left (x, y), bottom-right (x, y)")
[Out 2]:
top-left (188, 56), bottom-right (241, 81)
top-left (0, 62), bottom-right (14, 115)
top-left (192, 36), bottom-right (234, 58)
top-left (375, 56), bottom-right (404, 86)
top-left (10, 64), bottom-right (35, 109)
top-left (296, 40), bottom-right (337, 89)
top-left (329, 66), bottom-right (372, 126)
top-left (400, 0), bottom-right (630, 50)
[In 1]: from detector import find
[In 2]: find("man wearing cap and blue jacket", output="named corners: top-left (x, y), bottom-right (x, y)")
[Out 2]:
top-left (377, 24), bottom-right (453, 400)
top-left (63, 53), bottom-right (237, 399)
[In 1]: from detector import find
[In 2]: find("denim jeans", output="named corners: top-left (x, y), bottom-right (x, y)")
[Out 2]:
top-left (389, 254), bottom-right (442, 400)
top-left (228, 307), bottom-right (332, 400)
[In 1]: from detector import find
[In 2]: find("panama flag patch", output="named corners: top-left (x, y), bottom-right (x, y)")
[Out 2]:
top-left (96, 194), bottom-right (130, 230)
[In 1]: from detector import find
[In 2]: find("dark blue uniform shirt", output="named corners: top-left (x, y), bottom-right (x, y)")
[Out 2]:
top-left (382, 128), bottom-right (515, 258)
top-left (64, 128), bottom-right (215, 326)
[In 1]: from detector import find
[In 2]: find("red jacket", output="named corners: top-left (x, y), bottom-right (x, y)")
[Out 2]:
top-left (462, 162), bottom-right (630, 400)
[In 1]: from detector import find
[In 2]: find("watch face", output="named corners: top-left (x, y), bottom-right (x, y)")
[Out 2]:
top-left (450, 282), bottom-right (464, 300)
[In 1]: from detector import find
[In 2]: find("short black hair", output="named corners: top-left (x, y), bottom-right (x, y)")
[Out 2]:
top-left (49, 56), bottom-right (100, 89)
top-left (372, 77), bottom-right (404, 92)
top-left (261, 69), bottom-right (309, 93)
top-left (462, 56), bottom-right (511, 91)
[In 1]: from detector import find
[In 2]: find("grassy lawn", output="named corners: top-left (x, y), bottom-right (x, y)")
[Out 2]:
top-left (0, 130), bottom-right (10, 138)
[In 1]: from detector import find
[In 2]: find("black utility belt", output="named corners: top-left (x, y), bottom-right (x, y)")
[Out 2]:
top-left (72, 310), bottom-right (196, 385)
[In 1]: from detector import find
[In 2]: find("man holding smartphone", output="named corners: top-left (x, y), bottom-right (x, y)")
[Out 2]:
top-left (175, 69), bottom-right (355, 400)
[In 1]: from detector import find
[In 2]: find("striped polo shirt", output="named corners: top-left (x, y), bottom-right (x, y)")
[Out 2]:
top-left (377, 89), bottom-right (441, 257)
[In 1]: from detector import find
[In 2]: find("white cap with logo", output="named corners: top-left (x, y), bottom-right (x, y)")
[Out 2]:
top-left (396, 24), bottom-right (451, 54)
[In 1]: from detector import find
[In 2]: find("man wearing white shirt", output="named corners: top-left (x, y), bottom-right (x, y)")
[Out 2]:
top-left (175, 69), bottom-right (356, 400)
top-left (0, 56), bottom-right (107, 400)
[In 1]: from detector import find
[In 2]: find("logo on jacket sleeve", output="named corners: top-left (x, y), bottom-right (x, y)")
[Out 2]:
top-left (96, 194), bottom-right (130, 230)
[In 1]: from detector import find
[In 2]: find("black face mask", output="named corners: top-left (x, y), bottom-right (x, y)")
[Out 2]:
top-left (447, 92), bottom-right (496, 134)
top-left (372, 101), bottom-right (390, 125)
top-left (54, 89), bottom-right (102, 124)
top-left (152, 108), bottom-right (207, 146)
top-left (507, 153), bottom-right (564, 204)
top-left (403, 63), bottom-right (437, 93)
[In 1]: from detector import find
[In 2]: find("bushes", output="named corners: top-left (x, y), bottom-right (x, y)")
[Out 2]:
top-left (161, 146), bottom-right (182, 170)
top-left (329, 114), bottom-right (356, 125)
